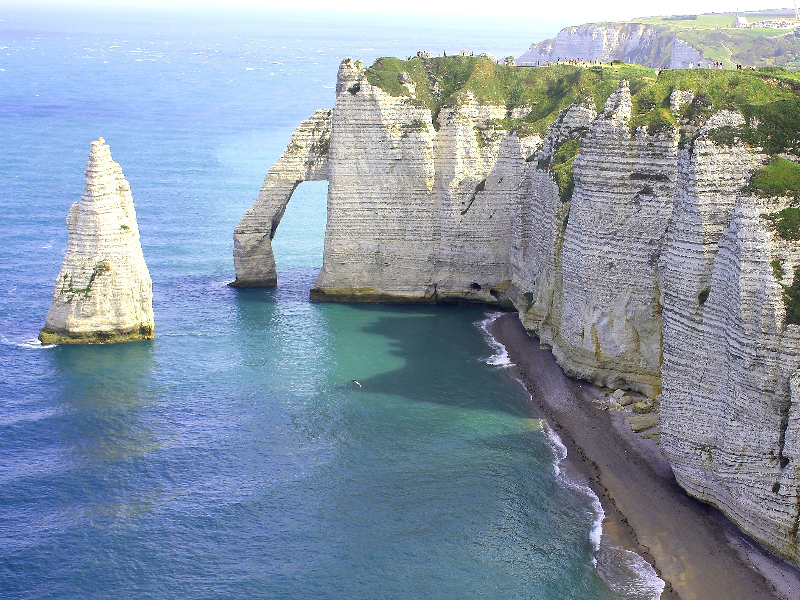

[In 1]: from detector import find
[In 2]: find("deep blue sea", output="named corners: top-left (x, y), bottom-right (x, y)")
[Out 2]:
top-left (0, 9), bottom-right (658, 599)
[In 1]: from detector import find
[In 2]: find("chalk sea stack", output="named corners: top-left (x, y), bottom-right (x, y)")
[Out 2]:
top-left (39, 138), bottom-right (154, 345)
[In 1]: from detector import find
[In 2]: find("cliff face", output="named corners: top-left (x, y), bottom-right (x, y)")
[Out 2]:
top-left (660, 113), bottom-right (800, 563)
top-left (234, 57), bottom-right (523, 304)
top-left (40, 138), bottom-right (154, 344)
top-left (312, 60), bottom-right (521, 303)
top-left (311, 77), bottom-right (517, 304)
top-left (507, 105), bottom-right (588, 332)
top-left (527, 83), bottom-right (677, 396)
top-left (311, 65), bottom-right (442, 301)
top-left (236, 57), bottom-right (800, 565)
top-left (517, 23), bottom-right (706, 69)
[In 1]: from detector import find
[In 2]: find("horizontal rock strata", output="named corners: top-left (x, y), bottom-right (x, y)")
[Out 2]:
top-left (660, 114), bottom-right (800, 564)
top-left (310, 61), bottom-right (523, 305)
top-left (40, 138), bottom-right (154, 344)
top-left (529, 82), bottom-right (677, 397)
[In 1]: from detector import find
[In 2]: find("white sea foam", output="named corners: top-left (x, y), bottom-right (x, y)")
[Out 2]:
top-left (544, 425), bottom-right (603, 552)
top-left (477, 312), bottom-right (512, 366)
top-left (0, 335), bottom-right (48, 349)
top-left (596, 545), bottom-right (665, 600)
top-left (478, 314), bottom-right (665, 598)
top-left (545, 426), bottom-right (664, 600)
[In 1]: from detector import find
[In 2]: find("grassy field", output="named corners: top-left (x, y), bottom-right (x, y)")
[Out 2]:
top-left (634, 10), bottom-right (798, 30)
top-left (637, 10), bottom-right (800, 68)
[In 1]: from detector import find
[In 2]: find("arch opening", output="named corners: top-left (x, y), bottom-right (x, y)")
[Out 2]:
top-left (271, 180), bottom-right (328, 274)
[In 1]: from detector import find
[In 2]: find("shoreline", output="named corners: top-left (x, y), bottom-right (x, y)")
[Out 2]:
top-left (489, 312), bottom-right (800, 600)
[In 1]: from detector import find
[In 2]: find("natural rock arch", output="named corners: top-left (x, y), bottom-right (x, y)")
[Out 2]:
top-left (231, 109), bottom-right (331, 287)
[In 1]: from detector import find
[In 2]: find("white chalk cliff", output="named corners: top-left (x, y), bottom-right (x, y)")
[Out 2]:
top-left (40, 138), bottom-right (154, 344)
top-left (516, 23), bottom-right (708, 69)
top-left (312, 60), bottom-right (515, 303)
top-left (660, 112), bottom-right (800, 564)
top-left (235, 58), bottom-right (800, 566)
top-left (513, 82), bottom-right (678, 397)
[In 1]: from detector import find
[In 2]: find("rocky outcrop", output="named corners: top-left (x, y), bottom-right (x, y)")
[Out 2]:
top-left (309, 60), bottom-right (525, 305)
top-left (40, 138), bottom-right (154, 344)
top-left (513, 82), bottom-right (678, 397)
top-left (237, 58), bottom-right (800, 566)
top-left (231, 109), bottom-right (331, 287)
top-left (517, 23), bottom-right (709, 69)
top-left (518, 23), bottom-right (661, 65)
top-left (660, 113), bottom-right (800, 563)
top-left (669, 39), bottom-right (706, 69)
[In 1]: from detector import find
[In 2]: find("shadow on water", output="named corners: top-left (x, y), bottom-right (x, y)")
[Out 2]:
top-left (347, 304), bottom-right (530, 418)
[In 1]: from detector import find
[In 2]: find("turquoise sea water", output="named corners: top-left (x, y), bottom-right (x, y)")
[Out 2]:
top-left (1, 9), bottom-right (649, 598)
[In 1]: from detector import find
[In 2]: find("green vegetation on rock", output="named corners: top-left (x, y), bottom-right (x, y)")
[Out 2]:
top-left (365, 55), bottom-right (656, 135)
top-left (631, 69), bottom-right (800, 140)
top-left (772, 259), bottom-right (785, 280)
top-left (402, 119), bottom-right (428, 130)
top-left (551, 139), bottom-right (580, 201)
top-left (751, 158), bottom-right (800, 200)
top-left (314, 135), bottom-right (330, 156)
top-left (365, 56), bottom-right (800, 211)
top-left (783, 266), bottom-right (800, 325)
top-left (523, 291), bottom-right (534, 311)
top-left (39, 323), bottom-right (154, 345)
top-left (708, 97), bottom-right (800, 155)
top-left (763, 205), bottom-right (800, 239)
top-left (60, 261), bottom-right (111, 303)
top-left (364, 56), bottom-right (800, 148)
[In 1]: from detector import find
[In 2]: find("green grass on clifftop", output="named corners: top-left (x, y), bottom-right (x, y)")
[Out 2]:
top-left (364, 56), bottom-right (800, 145)
top-left (364, 56), bottom-right (655, 134)
top-left (633, 10), bottom-right (800, 68)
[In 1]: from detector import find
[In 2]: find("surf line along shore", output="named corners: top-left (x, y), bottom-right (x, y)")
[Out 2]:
top-left (489, 313), bottom-right (800, 600)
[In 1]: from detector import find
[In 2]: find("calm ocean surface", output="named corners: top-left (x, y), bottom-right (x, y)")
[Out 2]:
top-left (1, 9), bottom-right (653, 598)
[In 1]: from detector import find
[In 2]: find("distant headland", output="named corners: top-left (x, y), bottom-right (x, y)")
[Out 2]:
top-left (518, 8), bottom-right (800, 70)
